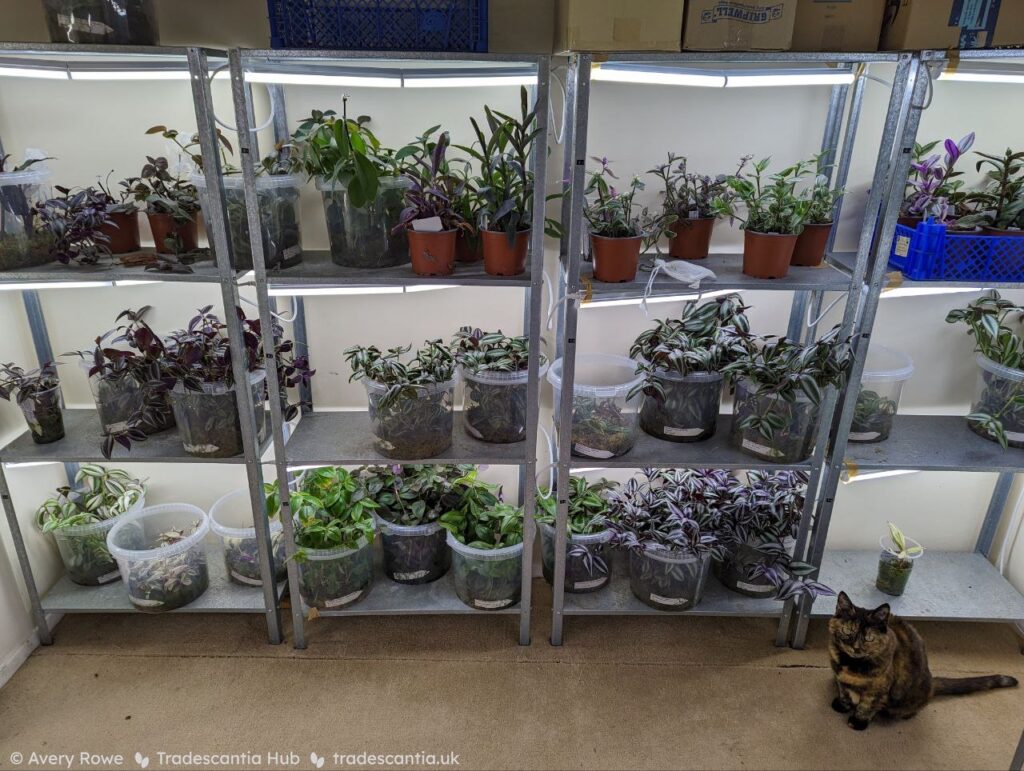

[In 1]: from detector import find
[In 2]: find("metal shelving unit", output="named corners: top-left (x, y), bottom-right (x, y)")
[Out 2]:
top-left (789, 48), bottom-right (1024, 648)
top-left (549, 51), bottom-right (920, 645)
top-left (0, 44), bottom-right (285, 644)
top-left (224, 49), bottom-right (551, 648)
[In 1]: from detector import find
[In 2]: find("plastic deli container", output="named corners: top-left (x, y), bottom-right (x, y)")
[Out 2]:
top-left (42, 0), bottom-right (159, 44)
top-left (876, 535), bottom-right (923, 597)
top-left (210, 488), bottom-right (287, 587)
top-left (628, 548), bottom-right (711, 611)
top-left (730, 378), bottom-right (820, 463)
top-left (462, 362), bottom-right (548, 444)
top-left (169, 370), bottom-right (268, 458)
top-left (970, 355), bottom-right (1024, 448)
top-left (638, 369), bottom-right (723, 443)
top-left (374, 513), bottom-right (449, 584)
top-left (106, 504), bottom-right (210, 612)
top-left (363, 377), bottom-right (456, 459)
top-left (849, 346), bottom-right (913, 443)
top-left (317, 176), bottom-right (410, 269)
top-left (0, 166), bottom-right (52, 271)
top-left (538, 521), bottom-right (612, 593)
top-left (52, 492), bottom-right (146, 586)
top-left (193, 173), bottom-right (303, 270)
top-left (296, 536), bottom-right (375, 610)
top-left (547, 354), bottom-right (644, 459)
top-left (19, 383), bottom-right (65, 444)
top-left (447, 532), bottom-right (523, 610)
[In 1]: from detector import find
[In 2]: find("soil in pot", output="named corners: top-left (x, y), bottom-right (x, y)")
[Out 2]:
top-left (147, 212), bottom-right (198, 255)
top-left (169, 371), bottom-right (266, 459)
top-left (364, 379), bottom-right (454, 459)
top-left (742, 230), bottom-right (797, 279)
top-left (730, 379), bottom-right (820, 463)
top-left (628, 549), bottom-right (710, 611)
top-left (297, 539), bottom-right (374, 610)
top-left (970, 355), bottom-right (1024, 448)
top-left (538, 522), bottom-right (612, 593)
top-left (591, 234), bottom-right (642, 282)
top-left (449, 534), bottom-right (523, 610)
top-left (462, 368), bottom-right (534, 444)
top-left (319, 177), bottom-right (410, 269)
top-left (668, 218), bottom-right (715, 260)
top-left (0, 232), bottom-right (53, 271)
top-left (99, 211), bottom-right (141, 254)
top-left (20, 386), bottom-right (65, 444)
top-left (377, 517), bottom-right (449, 584)
top-left (481, 229), bottom-right (529, 276)
top-left (456, 230), bottom-right (483, 263)
top-left (408, 229), bottom-right (457, 276)
top-left (791, 222), bottom-right (832, 267)
top-left (639, 371), bottom-right (723, 443)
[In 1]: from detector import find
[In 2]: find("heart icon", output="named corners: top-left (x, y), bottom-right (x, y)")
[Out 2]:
top-left (134, 753), bottom-right (150, 769)
top-left (310, 752), bottom-right (325, 769)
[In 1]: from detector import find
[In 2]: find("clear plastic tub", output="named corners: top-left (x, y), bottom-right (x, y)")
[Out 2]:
top-left (80, 360), bottom-right (175, 436)
top-left (876, 534), bottom-right (923, 597)
top-left (970, 355), bottom-right (1024, 448)
top-left (374, 513), bottom-right (449, 584)
top-left (169, 370), bottom-right (268, 458)
top-left (639, 369), bottom-right (723, 443)
top-left (106, 503), bottom-right (209, 612)
top-left (363, 377), bottom-right (455, 459)
top-left (538, 521), bottom-right (612, 593)
top-left (42, 0), bottom-right (159, 44)
top-left (628, 548), bottom-right (710, 611)
top-left (19, 384), bottom-right (65, 444)
top-left (730, 378), bottom-right (820, 463)
top-left (713, 537), bottom-right (795, 599)
top-left (849, 345), bottom-right (913, 443)
top-left (0, 167), bottom-right (52, 271)
top-left (447, 532), bottom-right (523, 610)
top-left (210, 488), bottom-right (286, 587)
top-left (296, 536), bottom-right (374, 610)
top-left (547, 354), bottom-right (643, 459)
top-left (193, 173), bottom-right (303, 270)
top-left (51, 492), bottom-right (146, 586)
top-left (462, 362), bottom-right (548, 444)
top-left (317, 176), bottom-right (410, 269)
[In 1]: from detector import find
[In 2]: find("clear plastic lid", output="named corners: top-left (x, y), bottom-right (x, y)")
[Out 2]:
top-left (977, 353), bottom-right (1024, 382)
top-left (296, 535), bottom-right (373, 561)
top-left (0, 167), bottom-right (51, 187)
top-left (315, 175), bottom-right (409, 192)
top-left (537, 520), bottom-right (611, 544)
top-left (363, 376), bottom-right (457, 397)
top-left (172, 368), bottom-right (266, 395)
top-left (547, 354), bottom-right (644, 398)
top-left (446, 530), bottom-right (524, 560)
top-left (373, 511), bottom-right (442, 537)
top-left (462, 361), bottom-right (549, 385)
top-left (862, 345), bottom-right (914, 382)
top-left (192, 172), bottom-right (303, 191)
top-left (210, 488), bottom-right (283, 539)
top-left (107, 503), bottom-right (209, 562)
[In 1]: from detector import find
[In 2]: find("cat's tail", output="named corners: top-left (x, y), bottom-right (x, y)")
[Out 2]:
top-left (932, 675), bottom-right (1019, 697)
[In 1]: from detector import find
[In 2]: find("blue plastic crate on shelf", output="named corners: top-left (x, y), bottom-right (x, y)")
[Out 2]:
top-left (267, 0), bottom-right (488, 51)
top-left (888, 220), bottom-right (1024, 282)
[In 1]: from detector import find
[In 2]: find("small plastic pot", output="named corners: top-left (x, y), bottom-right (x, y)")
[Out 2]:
top-left (318, 176), bottom-right (410, 269)
top-left (374, 513), bottom-right (449, 584)
top-left (591, 234), bottom-right (642, 282)
top-left (210, 488), bottom-right (287, 587)
top-left (875, 535), bottom-right (923, 597)
top-left (639, 370), bottom-right (723, 443)
top-left (730, 378), bottom-right (820, 463)
top-left (628, 548), bottom-right (711, 611)
top-left (538, 522), bottom-right (612, 593)
top-left (42, 0), bottom-right (159, 44)
top-left (456, 230), bottom-right (483, 263)
top-left (547, 354), bottom-right (643, 459)
top-left (850, 345), bottom-right (914, 443)
top-left (296, 537), bottom-right (375, 610)
top-left (363, 377), bottom-right (455, 459)
top-left (713, 537), bottom-right (794, 599)
top-left (19, 385), bottom-right (65, 445)
top-left (146, 212), bottom-right (198, 255)
top-left (169, 370), bottom-right (268, 459)
top-left (791, 222), bottom-right (833, 267)
top-left (742, 230), bottom-right (797, 279)
top-left (0, 166), bottom-right (53, 271)
top-left (970, 355), bottom-right (1024, 448)
top-left (107, 504), bottom-right (209, 612)
top-left (481, 229), bottom-right (529, 276)
top-left (51, 492), bottom-right (145, 586)
top-left (98, 210), bottom-right (140, 254)
top-left (668, 217), bottom-right (715, 260)
top-left (407, 229), bottom-right (457, 276)
top-left (462, 362), bottom-right (547, 444)
top-left (447, 532), bottom-right (523, 610)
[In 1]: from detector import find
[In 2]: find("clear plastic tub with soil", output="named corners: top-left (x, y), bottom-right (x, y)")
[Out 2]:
top-left (628, 548), bottom-right (711, 611)
top-left (713, 538), bottom-right (795, 599)
top-left (363, 378), bottom-right (455, 460)
top-left (52, 491), bottom-right (145, 586)
top-left (849, 345), bottom-right (913, 443)
top-left (19, 384), bottom-right (65, 444)
top-left (210, 488), bottom-right (287, 587)
top-left (296, 537), bottom-right (374, 610)
top-left (375, 513), bottom-right (449, 584)
top-left (42, 0), bottom-right (159, 44)
top-left (730, 378), bottom-right (821, 463)
top-left (0, 166), bottom-right (52, 271)
top-left (639, 370), bottom-right (723, 443)
top-left (169, 370), bottom-right (268, 459)
top-left (448, 533), bottom-right (523, 610)
top-left (538, 521), bottom-right (612, 593)
top-left (875, 535), bottom-right (923, 597)
top-left (317, 176), bottom-right (410, 269)
top-left (462, 363), bottom-right (547, 444)
top-left (82, 362), bottom-right (175, 437)
top-left (969, 354), bottom-right (1024, 448)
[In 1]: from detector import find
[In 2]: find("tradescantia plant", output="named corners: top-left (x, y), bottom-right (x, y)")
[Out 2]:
top-left (359, 464), bottom-right (474, 527)
top-left (712, 157), bottom-right (812, 235)
top-left (267, 466), bottom-right (377, 553)
top-left (536, 476), bottom-right (616, 534)
top-left (0, 360), bottom-right (64, 444)
top-left (649, 152), bottom-right (749, 220)
top-left (959, 148), bottom-right (1024, 231)
top-left (440, 500), bottom-right (523, 550)
top-left (802, 172), bottom-right (844, 226)
top-left (33, 186), bottom-right (112, 265)
top-left (901, 133), bottom-right (975, 222)
top-left (346, 340), bottom-right (456, 410)
top-left (536, 476), bottom-right (617, 592)
top-left (583, 157), bottom-right (673, 245)
top-left (394, 131), bottom-right (472, 235)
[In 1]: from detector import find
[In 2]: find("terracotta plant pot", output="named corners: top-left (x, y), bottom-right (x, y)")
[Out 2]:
top-left (897, 215), bottom-right (924, 229)
top-left (147, 212), bottom-right (198, 255)
top-left (791, 222), bottom-right (833, 267)
top-left (983, 226), bottom-right (1024, 238)
top-left (591, 234), bottom-right (642, 283)
top-left (456, 231), bottom-right (483, 263)
top-left (481, 229), bottom-right (529, 277)
top-left (99, 211), bottom-right (141, 254)
top-left (742, 230), bottom-right (797, 279)
top-left (668, 217), bottom-right (715, 260)
top-left (408, 230), bottom-right (457, 276)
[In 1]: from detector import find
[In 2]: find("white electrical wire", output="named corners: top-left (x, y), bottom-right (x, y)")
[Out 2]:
top-left (806, 292), bottom-right (847, 329)
top-left (238, 293), bottom-right (298, 323)
top-left (209, 64), bottom-right (277, 134)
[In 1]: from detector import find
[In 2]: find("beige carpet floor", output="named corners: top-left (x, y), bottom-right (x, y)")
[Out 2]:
top-left (1, 582), bottom-right (1022, 771)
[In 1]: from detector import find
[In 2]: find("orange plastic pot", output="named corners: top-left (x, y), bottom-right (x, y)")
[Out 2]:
top-left (742, 231), bottom-right (797, 279)
top-left (791, 222), bottom-right (833, 267)
top-left (99, 211), bottom-right (141, 254)
top-left (668, 217), bottom-right (715, 260)
top-left (456, 231), bottom-right (483, 263)
top-left (408, 230), bottom-right (457, 276)
top-left (481, 229), bottom-right (530, 277)
top-left (591, 234), bottom-right (642, 283)
top-left (147, 212), bottom-right (198, 255)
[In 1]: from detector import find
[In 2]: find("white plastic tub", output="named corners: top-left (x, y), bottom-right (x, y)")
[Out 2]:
top-left (547, 354), bottom-right (643, 459)
top-left (106, 503), bottom-right (209, 612)
top-left (462, 361), bottom-right (548, 444)
top-left (850, 345), bottom-right (914, 443)
top-left (447, 532), bottom-right (523, 610)
top-left (0, 166), bottom-right (52, 270)
top-left (210, 488), bottom-right (286, 587)
top-left (51, 492), bottom-right (145, 586)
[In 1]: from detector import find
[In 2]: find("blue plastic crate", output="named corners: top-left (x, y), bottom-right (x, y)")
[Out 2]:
top-left (267, 0), bottom-right (488, 51)
top-left (888, 220), bottom-right (1024, 282)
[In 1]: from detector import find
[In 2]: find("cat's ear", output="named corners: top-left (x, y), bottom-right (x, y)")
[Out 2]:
top-left (868, 603), bottom-right (891, 628)
top-left (835, 591), bottom-right (854, 616)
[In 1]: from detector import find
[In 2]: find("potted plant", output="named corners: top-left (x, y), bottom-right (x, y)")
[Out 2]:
top-left (33, 186), bottom-right (112, 265)
top-left (723, 327), bottom-right (852, 463)
top-left (452, 327), bottom-right (545, 443)
top-left (583, 157), bottom-right (672, 283)
top-left (267, 467), bottom-right (377, 609)
top-left (536, 476), bottom-right (617, 594)
top-left (713, 157), bottom-right (810, 279)
top-left (0, 361), bottom-right (65, 444)
top-left (959, 148), bottom-right (1024, 236)
top-left (649, 153), bottom-right (747, 260)
top-left (876, 522), bottom-right (923, 596)
top-left (946, 290), bottom-right (1024, 448)
top-left (210, 488), bottom-right (287, 587)
top-left (42, 0), bottom-right (159, 45)
top-left (792, 171), bottom-right (843, 267)
top-left (107, 503), bottom-right (209, 612)
top-left (629, 293), bottom-right (750, 443)
top-left (35, 464), bottom-right (146, 586)
top-left (97, 173), bottom-right (142, 254)
top-left (0, 152), bottom-right (53, 270)
top-left (900, 134), bottom-right (975, 228)
top-left (345, 339), bottom-right (457, 459)
top-left (606, 468), bottom-right (725, 611)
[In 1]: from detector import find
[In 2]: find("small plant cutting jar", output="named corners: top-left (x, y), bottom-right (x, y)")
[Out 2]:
top-left (375, 514), bottom-right (449, 585)
top-left (849, 346), bottom-right (914, 443)
top-left (876, 527), bottom-right (923, 597)
top-left (730, 378), bottom-right (820, 463)
top-left (548, 354), bottom-right (643, 459)
top-left (106, 504), bottom-right (210, 612)
top-left (447, 532), bottom-right (523, 610)
top-left (80, 362), bottom-right (146, 435)
top-left (1, 362), bottom-right (66, 445)
top-left (42, 0), bottom-right (159, 44)
top-left (538, 523), bottom-right (612, 594)
top-left (210, 488), bottom-right (287, 587)
top-left (170, 370), bottom-right (268, 459)
top-left (0, 164), bottom-right (52, 271)
top-left (297, 537), bottom-right (375, 610)
top-left (629, 547), bottom-right (711, 611)
top-left (318, 176), bottom-right (410, 270)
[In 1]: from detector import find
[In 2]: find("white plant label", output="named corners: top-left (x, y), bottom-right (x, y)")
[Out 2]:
top-left (688, 209), bottom-right (700, 220)
top-left (474, 598), bottom-right (512, 609)
top-left (848, 431), bottom-right (881, 441)
top-left (395, 570), bottom-right (430, 582)
top-left (325, 590), bottom-right (363, 608)
top-left (573, 443), bottom-right (615, 459)
top-left (130, 597), bottom-right (164, 608)
top-left (411, 216), bottom-right (444, 233)
top-left (663, 426), bottom-right (704, 438)
top-left (97, 570), bottom-right (121, 585)
top-left (230, 570), bottom-right (264, 586)
top-left (736, 580), bottom-right (772, 594)
top-left (742, 438), bottom-right (780, 457)
top-left (894, 236), bottom-right (911, 258)
top-left (573, 578), bottom-right (607, 591)
top-left (1005, 430), bottom-right (1024, 443)
top-left (650, 593), bottom-right (688, 607)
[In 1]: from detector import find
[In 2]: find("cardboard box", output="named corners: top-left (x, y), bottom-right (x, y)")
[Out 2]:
top-left (555, 0), bottom-right (684, 52)
top-left (791, 0), bottom-right (886, 52)
top-left (490, 0), bottom-right (555, 53)
top-left (684, 0), bottom-right (798, 51)
top-left (881, 0), bottom-right (1024, 50)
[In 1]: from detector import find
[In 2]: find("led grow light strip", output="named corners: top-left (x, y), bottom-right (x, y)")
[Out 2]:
top-left (0, 65), bottom-right (68, 79)
top-left (266, 285), bottom-right (457, 297)
top-left (881, 286), bottom-right (985, 299)
top-left (842, 469), bottom-right (919, 484)
top-left (723, 71), bottom-right (855, 88)
top-left (581, 288), bottom-right (741, 309)
top-left (592, 64), bottom-right (854, 88)
top-left (244, 71), bottom-right (401, 88)
top-left (404, 74), bottom-right (537, 88)
top-left (591, 66), bottom-right (724, 88)
top-left (0, 281), bottom-right (112, 291)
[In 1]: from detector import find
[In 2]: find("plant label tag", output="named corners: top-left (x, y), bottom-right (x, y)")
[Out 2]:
top-left (573, 578), bottom-right (607, 591)
top-left (1006, 430), bottom-right (1024, 443)
top-left (411, 216), bottom-right (444, 233)
top-left (742, 438), bottom-right (780, 458)
top-left (894, 236), bottom-right (910, 258)
top-left (130, 596), bottom-right (165, 608)
top-left (474, 597), bottom-right (513, 609)
top-left (230, 570), bottom-right (264, 586)
top-left (848, 431), bottom-right (881, 441)
top-left (735, 580), bottom-right (773, 595)
top-left (97, 570), bottom-right (121, 585)
top-left (325, 590), bottom-right (363, 608)
top-left (395, 570), bottom-right (430, 582)
top-left (650, 593), bottom-right (688, 607)
top-left (283, 245), bottom-right (302, 261)
top-left (664, 426), bottom-right (704, 438)
top-left (688, 209), bottom-right (700, 220)
top-left (573, 443), bottom-right (615, 459)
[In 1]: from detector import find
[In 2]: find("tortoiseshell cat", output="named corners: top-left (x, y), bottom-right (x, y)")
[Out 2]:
top-left (829, 592), bottom-right (1018, 730)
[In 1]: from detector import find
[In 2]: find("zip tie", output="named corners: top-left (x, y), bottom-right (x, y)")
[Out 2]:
top-left (806, 292), bottom-right (847, 329)
top-left (239, 293), bottom-right (298, 323)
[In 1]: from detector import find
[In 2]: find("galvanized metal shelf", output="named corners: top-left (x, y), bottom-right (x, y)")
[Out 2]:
top-left (0, 257), bottom-right (228, 286)
top-left (827, 251), bottom-right (1021, 290)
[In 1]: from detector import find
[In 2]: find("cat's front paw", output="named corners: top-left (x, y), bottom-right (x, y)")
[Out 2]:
top-left (847, 716), bottom-right (870, 731)
top-left (831, 697), bottom-right (852, 714)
